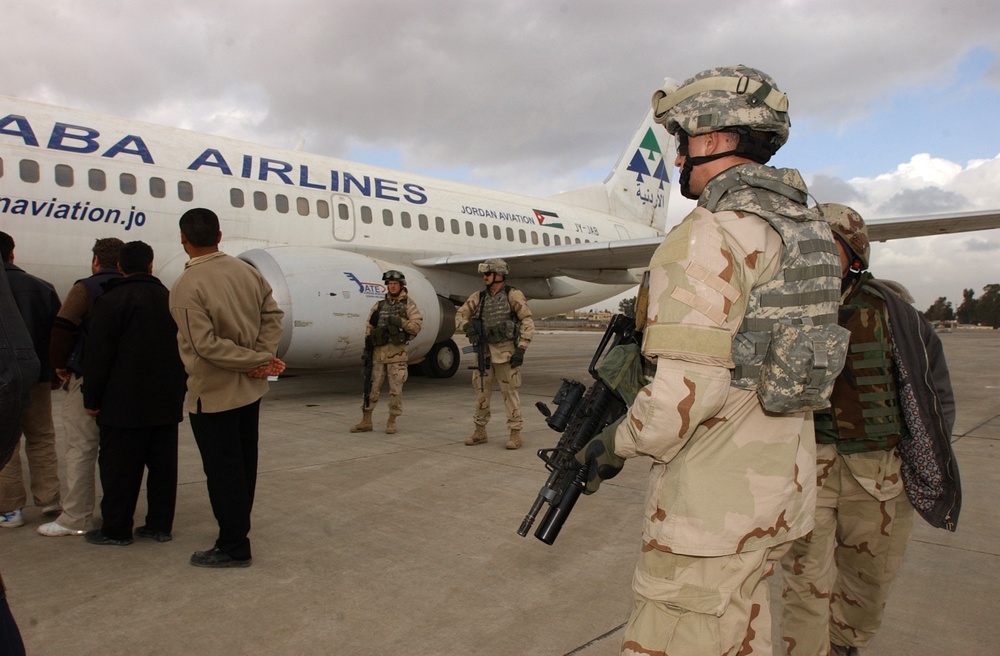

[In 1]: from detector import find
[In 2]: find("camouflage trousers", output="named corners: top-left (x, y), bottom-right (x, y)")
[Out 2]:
top-left (471, 361), bottom-right (522, 430)
top-left (365, 361), bottom-right (408, 416)
top-left (780, 445), bottom-right (914, 654)
top-left (621, 541), bottom-right (789, 656)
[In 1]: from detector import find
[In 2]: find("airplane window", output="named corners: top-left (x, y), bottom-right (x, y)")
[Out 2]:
top-left (465, 221), bottom-right (474, 237)
top-left (530, 232), bottom-right (539, 245)
top-left (338, 203), bottom-right (350, 220)
top-left (19, 159), bottom-right (40, 183)
top-left (419, 214), bottom-right (429, 231)
top-left (149, 177), bottom-right (166, 199)
top-left (253, 191), bottom-right (267, 210)
top-left (276, 194), bottom-right (289, 214)
top-left (543, 233), bottom-right (550, 246)
top-left (493, 226), bottom-right (501, 240)
top-left (361, 206), bottom-right (372, 224)
top-left (506, 227), bottom-right (514, 242)
top-left (554, 235), bottom-right (561, 246)
top-left (55, 164), bottom-right (74, 188)
top-left (450, 219), bottom-right (460, 235)
top-left (230, 188), bottom-right (245, 208)
top-left (480, 224), bottom-right (488, 239)
top-left (383, 209), bottom-right (393, 226)
top-left (317, 200), bottom-right (330, 219)
top-left (401, 212), bottom-right (411, 229)
top-left (88, 169), bottom-right (106, 191)
top-left (178, 181), bottom-right (193, 202)
top-left (296, 197), bottom-right (309, 216)
top-left (0, 156), bottom-right (4, 178)
top-left (119, 173), bottom-right (137, 195)
top-left (435, 216), bottom-right (444, 232)
top-left (518, 229), bottom-right (526, 243)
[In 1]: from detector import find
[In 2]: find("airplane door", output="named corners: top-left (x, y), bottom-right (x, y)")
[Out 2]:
top-left (332, 195), bottom-right (355, 242)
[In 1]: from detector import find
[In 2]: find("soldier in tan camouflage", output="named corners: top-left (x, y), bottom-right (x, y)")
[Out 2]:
top-left (350, 270), bottom-right (422, 435)
top-left (578, 66), bottom-right (845, 655)
top-left (456, 258), bottom-right (535, 449)
top-left (780, 205), bottom-right (931, 656)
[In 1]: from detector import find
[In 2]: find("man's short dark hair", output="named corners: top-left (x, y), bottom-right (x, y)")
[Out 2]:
top-left (93, 238), bottom-right (125, 269)
top-left (0, 232), bottom-right (14, 263)
top-left (119, 241), bottom-right (154, 275)
top-left (179, 208), bottom-right (221, 247)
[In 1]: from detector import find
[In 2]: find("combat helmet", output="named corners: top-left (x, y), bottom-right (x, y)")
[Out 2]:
top-left (477, 258), bottom-right (509, 276)
top-left (651, 65), bottom-right (791, 157)
top-left (382, 269), bottom-right (406, 285)
top-left (819, 203), bottom-right (870, 272)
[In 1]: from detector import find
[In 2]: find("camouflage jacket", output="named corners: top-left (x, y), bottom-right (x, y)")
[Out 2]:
top-left (364, 290), bottom-right (422, 364)
top-left (615, 163), bottom-right (823, 556)
top-left (455, 286), bottom-right (535, 364)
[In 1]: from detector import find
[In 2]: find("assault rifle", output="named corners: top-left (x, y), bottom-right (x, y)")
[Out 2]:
top-left (461, 317), bottom-right (491, 392)
top-left (517, 313), bottom-right (639, 545)
top-left (361, 338), bottom-right (374, 409)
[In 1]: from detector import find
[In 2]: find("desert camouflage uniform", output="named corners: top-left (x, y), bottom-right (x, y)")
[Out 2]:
top-left (364, 290), bottom-right (422, 417)
top-left (456, 286), bottom-right (534, 431)
top-left (782, 275), bottom-right (914, 655)
top-left (616, 163), bottom-right (841, 656)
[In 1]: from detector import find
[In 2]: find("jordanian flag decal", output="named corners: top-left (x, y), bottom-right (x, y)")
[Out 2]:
top-left (533, 209), bottom-right (564, 229)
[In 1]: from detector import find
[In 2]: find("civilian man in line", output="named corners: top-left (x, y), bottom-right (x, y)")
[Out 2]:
top-left (82, 241), bottom-right (187, 546)
top-left (170, 208), bottom-right (285, 568)
top-left (39, 237), bottom-right (124, 537)
top-left (0, 232), bottom-right (62, 529)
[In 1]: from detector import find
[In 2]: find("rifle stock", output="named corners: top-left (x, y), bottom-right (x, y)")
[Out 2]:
top-left (518, 313), bottom-right (638, 545)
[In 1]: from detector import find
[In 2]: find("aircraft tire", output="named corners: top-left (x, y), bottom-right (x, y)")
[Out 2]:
top-left (421, 339), bottom-right (460, 378)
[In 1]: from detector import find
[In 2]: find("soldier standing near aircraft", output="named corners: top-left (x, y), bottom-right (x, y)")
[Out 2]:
top-left (350, 270), bottom-right (423, 435)
top-left (578, 66), bottom-right (845, 654)
top-left (781, 204), bottom-right (960, 656)
top-left (456, 258), bottom-right (534, 450)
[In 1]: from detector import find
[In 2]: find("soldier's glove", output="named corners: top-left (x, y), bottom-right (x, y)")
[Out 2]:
top-left (464, 323), bottom-right (480, 345)
top-left (573, 420), bottom-right (625, 494)
top-left (509, 347), bottom-right (526, 369)
top-left (387, 314), bottom-right (403, 327)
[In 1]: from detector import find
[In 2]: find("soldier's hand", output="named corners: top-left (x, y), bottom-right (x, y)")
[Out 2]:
top-left (464, 323), bottom-right (480, 345)
top-left (510, 347), bottom-right (526, 368)
top-left (573, 420), bottom-right (625, 494)
top-left (387, 314), bottom-right (403, 327)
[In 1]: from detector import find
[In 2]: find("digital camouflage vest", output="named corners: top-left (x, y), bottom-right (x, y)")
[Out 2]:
top-left (479, 286), bottom-right (518, 344)
top-left (372, 297), bottom-right (409, 346)
top-left (815, 275), bottom-right (903, 454)
top-left (701, 164), bottom-right (844, 391)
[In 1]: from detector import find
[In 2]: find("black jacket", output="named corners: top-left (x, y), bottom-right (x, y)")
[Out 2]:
top-left (3, 262), bottom-right (60, 383)
top-left (871, 279), bottom-right (961, 531)
top-left (82, 274), bottom-right (187, 428)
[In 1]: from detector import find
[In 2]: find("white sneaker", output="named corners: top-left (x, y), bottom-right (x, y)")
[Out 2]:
top-left (0, 509), bottom-right (24, 528)
top-left (37, 521), bottom-right (85, 537)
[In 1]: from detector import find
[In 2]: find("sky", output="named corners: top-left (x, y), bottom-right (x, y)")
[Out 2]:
top-left (3, 0), bottom-right (1000, 312)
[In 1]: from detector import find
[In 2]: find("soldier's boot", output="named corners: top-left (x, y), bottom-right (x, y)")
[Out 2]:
top-left (506, 430), bottom-right (522, 450)
top-left (350, 410), bottom-right (373, 433)
top-left (385, 416), bottom-right (398, 434)
top-left (465, 425), bottom-right (488, 446)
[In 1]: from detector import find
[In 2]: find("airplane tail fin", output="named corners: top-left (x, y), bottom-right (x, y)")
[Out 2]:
top-left (549, 105), bottom-right (673, 232)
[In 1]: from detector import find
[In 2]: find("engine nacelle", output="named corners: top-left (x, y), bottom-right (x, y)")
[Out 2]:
top-left (238, 247), bottom-right (450, 371)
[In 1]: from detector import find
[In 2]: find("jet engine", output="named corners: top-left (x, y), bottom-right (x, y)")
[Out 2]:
top-left (238, 247), bottom-right (458, 376)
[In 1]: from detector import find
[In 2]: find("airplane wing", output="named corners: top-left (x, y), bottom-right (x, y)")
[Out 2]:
top-left (867, 209), bottom-right (1000, 242)
top-left (412, 236), bottom-right (664, 284)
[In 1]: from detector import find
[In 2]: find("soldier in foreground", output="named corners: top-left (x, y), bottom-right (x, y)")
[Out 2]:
top-left (456, 258), bottom-right (534, 449)
top-left (780, 204), bottom-right (960, 656)
top-left (350, 270), bottom-right (423, 435)
top-left (580, 66), bottom-right (845, 654)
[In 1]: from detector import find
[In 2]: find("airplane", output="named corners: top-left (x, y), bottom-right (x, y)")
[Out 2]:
top-left (3, 94), bottom-right (1000, 378)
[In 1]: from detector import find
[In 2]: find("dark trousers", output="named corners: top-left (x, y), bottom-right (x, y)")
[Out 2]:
top-left (0, 589), bottom-right (25, 656)
top-left (189, 400), bottom-right (260, 560)
top-left (97, 425), bottom-right (178, 540)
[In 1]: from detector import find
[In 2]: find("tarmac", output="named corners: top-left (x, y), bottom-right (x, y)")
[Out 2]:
top-left (1, 329), bottom-right (997, 656)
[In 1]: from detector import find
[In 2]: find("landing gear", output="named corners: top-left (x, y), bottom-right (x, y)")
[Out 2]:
top-left (421, 339), bottom-right (460, 378)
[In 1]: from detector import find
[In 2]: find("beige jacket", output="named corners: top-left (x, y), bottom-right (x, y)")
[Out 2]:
top-left (169, 251), bottom-right (284, 413)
